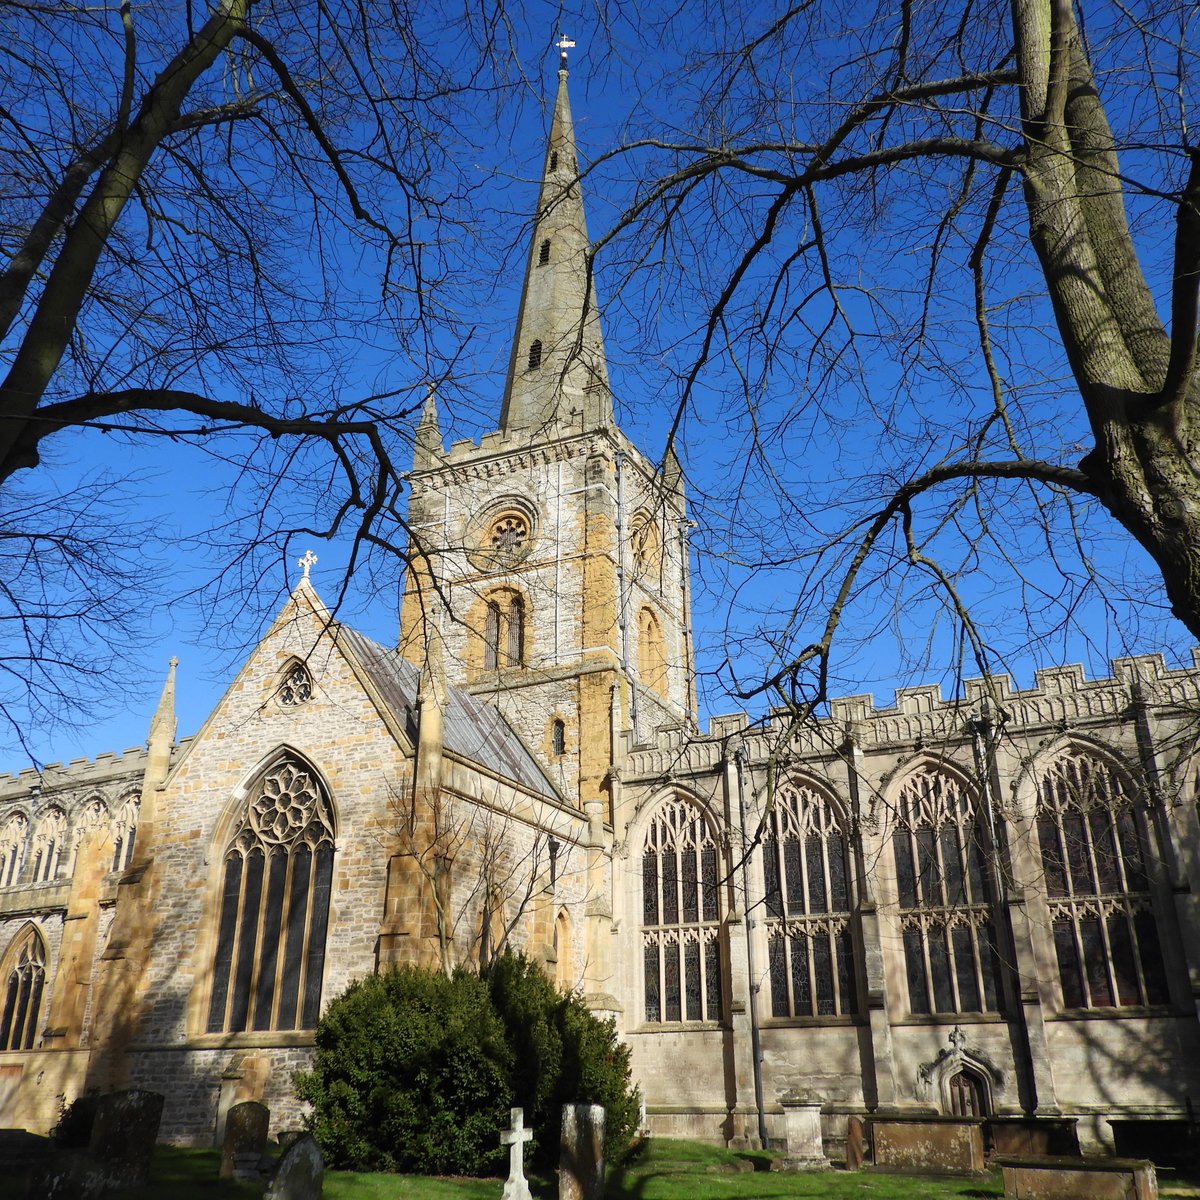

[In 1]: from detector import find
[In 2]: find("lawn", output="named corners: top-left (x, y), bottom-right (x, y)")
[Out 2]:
top-left (81, 1140), bottom-right (1007, 1200)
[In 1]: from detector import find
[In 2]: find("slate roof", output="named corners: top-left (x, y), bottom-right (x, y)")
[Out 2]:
top-left (338, 627), bottom-right (561, 802)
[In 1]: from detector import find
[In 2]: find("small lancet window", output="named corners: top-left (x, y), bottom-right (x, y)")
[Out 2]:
top-left (279, 661), bottom-right (313, 706)
top-left (528, 340), bottom-right (543, 371)
top-left (538, 239), bottom-right (551, 266)
top-left (549, 151), bottom-right (559, 172)
top-left (552, 719), bottom-right (566, 757)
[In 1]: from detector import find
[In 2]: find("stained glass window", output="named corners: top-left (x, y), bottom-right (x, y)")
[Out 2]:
top-left (761, 779), bottom-right (859, 1019)
top-left (206, 756), bottom-right (335, 1033)
top-left (891, 769), bottom-right (1003, 1015)
top-left (0, 814), bottom-right (27, 887)
top-left (0, 926), bottom-right (45, 1050)
top-left (641, 798), bottom-right (723, 1023)
top-left (1037, 749), bottom-right (1170, 1009)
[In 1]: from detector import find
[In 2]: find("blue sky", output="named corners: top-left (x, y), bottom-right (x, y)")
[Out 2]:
top-left (3, 2), bottom-right (1195, 766)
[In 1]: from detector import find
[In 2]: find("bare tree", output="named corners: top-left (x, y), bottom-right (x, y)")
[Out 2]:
top-left (590, 0), bottom-right (1200, 718)
top-left (0, 0), bottom-right (528, 747)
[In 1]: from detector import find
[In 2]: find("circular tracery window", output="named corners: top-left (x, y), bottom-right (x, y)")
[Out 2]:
top-left (489, 512), bottom-right (529, 552)
top-left (251, 759), bottom-right (321, 843)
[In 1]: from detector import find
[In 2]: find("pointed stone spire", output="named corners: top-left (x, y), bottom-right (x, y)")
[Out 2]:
top-left (145, 656), bottom-right (177, 789)
top-left (413, 384), bottom-right (444, 471)
top-left (499, 48), bottom-right (613, 437)
top-left (663, 439), bottom-right (685, 499)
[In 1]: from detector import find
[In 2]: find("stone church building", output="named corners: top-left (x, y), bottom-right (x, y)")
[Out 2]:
top-left (1, 60), bottom-right (1199, 1157)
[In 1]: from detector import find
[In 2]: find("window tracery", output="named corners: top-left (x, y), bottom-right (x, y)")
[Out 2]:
top-left (111, 796), bottom-right (139, 873)
top-left (30, 808), bottom-right (66, 884)
top-left (1037, 749), bottom-right (1169, 1008)
top-left (762, 780), bottom-right (858, 1018)
top-left (0, 814), bottom-right (27, 887)
top-left (206, 756), bottom-right (335, 1033)
top-left (630, 513), bottom-right (661, 580)
top-left (641, 798), bottom-right (723, 1023)
top-left (279, 661), bottom-right (313, 706)
top-left (891, 769), bottom-right (1004, 1015)
top-left (0, 926), bottom-right (45, 1051)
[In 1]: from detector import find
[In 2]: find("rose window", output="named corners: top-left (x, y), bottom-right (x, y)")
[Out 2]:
top-left (251, 760), bottom-right (320, 843)
top-left (489, 513), bottom-right (529, 552)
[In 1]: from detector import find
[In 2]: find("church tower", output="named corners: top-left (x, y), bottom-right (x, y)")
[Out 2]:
top-left (399, 47), bottom-right (696, 827)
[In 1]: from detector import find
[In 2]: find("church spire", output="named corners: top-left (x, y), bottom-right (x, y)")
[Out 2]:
top-left (413, 383), bottom-right (444, 471)
top-left (145, 655), bottom-right (177, 789)
top-left (498, 45), bottom-right (613, 437)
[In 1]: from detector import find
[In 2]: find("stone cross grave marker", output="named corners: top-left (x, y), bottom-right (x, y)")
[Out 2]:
top-left (560, 1103), bottom-right (605, 1200)
top-left (500, 1106), bottom-right (534, 1200)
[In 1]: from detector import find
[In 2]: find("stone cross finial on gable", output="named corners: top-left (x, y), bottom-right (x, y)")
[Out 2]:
top-left (949, 1025), bottom-right (967, 1052)
top-left (297, 549), bottom-right (318, 581)
top-left (500, 1107), bottom-right (533, 1200)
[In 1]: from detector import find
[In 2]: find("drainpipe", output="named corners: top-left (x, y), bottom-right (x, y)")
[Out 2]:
top-left (734, 747), bottom-right (769, 1149)
top-left (615, 448), bottom-right (639, 739)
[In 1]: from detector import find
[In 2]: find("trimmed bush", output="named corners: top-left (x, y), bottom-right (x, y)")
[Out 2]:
top-left (485, 952), bottom-right (641, 1172)
top-left (296, 954), bottom-right (641, 1177)
top-left (295, 966), bottom-right (513, 1174)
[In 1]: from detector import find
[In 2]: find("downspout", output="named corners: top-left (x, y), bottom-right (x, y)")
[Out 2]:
top-left (677, 516), bottom-right (698, 726)
top-left (734, 747), bottom-right (769, 1148)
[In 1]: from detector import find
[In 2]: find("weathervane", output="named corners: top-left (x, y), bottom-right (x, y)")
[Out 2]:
top-left (556, 33), bottom-right (575, 68)
top-left (298, 549), bottom-right (318, 581)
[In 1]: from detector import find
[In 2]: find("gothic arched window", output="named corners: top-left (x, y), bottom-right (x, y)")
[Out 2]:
top-left (206, 756), bottom-right (335, 1033)
top-left (762, 780), bottom-right (859, 1018)
top-left (1037, 749), bottom-right (1169, 1008)
top-left (637, 607), bottom-right (666, 696)
top-left (111, 796), bottom-right (139, 873)
top-left (482, 591), bottom-right (527, 671)
top-left (30, 808), bottom-right (66, 884)
top-left (0, 926), bottom-right (46, 1050)
top-left (891, 769), bottom-right (1004, 1015)
top-left (0, 814), bottom-right (27, 886)
top-left (552, 719), bottom-right (566, 757)
top-left (631, 513), bottom-right (661, 580)
top-left (641, 798), bottom-right (723, 1023)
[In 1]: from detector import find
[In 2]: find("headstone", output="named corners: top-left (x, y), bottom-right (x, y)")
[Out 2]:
top-left (560, 1103), bottom-right (605, 1200)
top-left (778, 1093), bottom-right (829, 1171)
top-left (846, 1115), bottom-right (866, 1170)
top-left (87, 1088), bottom-right (164, 1188)
top-left (265, 1132), bottom-right (324, 1200)
top-left (221, 1100), bottom-right (270, 1181)
top-left (500, 1107), bottom-right (534, 1200)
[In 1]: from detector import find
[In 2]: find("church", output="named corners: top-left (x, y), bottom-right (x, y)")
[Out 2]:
top-left (1, 56), bottom-right (1199, 1160)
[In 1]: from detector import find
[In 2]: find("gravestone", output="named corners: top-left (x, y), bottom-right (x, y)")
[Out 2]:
top-left (28, 1088), bottom-right (165, 1198)
top-left (264, 1132), bottom-right (324, 1200)
top-left (221, 1100), bottom-right (271, 1181)
top-left (500, 1107), bottom-right (533, 1200)
top-left (845, 1115), bottom-right (866, 1170)
top-left (995, 1154), bottom-right (1158, 1200)
top-left (560, 1103), bottom-right (605, 1200)
top-left (88, 1088), bottom-right (165, 1188)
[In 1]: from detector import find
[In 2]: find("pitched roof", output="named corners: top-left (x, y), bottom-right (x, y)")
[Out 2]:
top-left (337, 627), bottom-right (561, 802)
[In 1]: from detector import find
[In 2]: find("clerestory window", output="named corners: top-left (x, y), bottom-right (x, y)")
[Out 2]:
top-left (483, 592), bottom-right (527, 671)
top-left (206, 756), bottom-right (335, 1033)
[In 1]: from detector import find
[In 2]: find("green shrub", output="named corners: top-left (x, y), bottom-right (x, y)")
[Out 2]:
top-left (294, 966), bottom-right (513, 1174)
top-left (485, 952), bottom-right (641, 1173)
top-left (295, 954), bottom-right (641, 1179)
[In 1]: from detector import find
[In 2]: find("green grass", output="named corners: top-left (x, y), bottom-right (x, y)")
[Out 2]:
top-left (77, 1140), bottom-right (1008, 1200)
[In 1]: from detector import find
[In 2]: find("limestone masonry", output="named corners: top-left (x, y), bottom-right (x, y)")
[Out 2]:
top-left (1, 60), bottom-right (1198, 1157)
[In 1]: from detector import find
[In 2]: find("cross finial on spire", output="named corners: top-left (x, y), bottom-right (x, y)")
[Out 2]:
top-left (298, 549), bottom-right (318, 581)
top-left (556, 32), bottom-right (575, 70)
